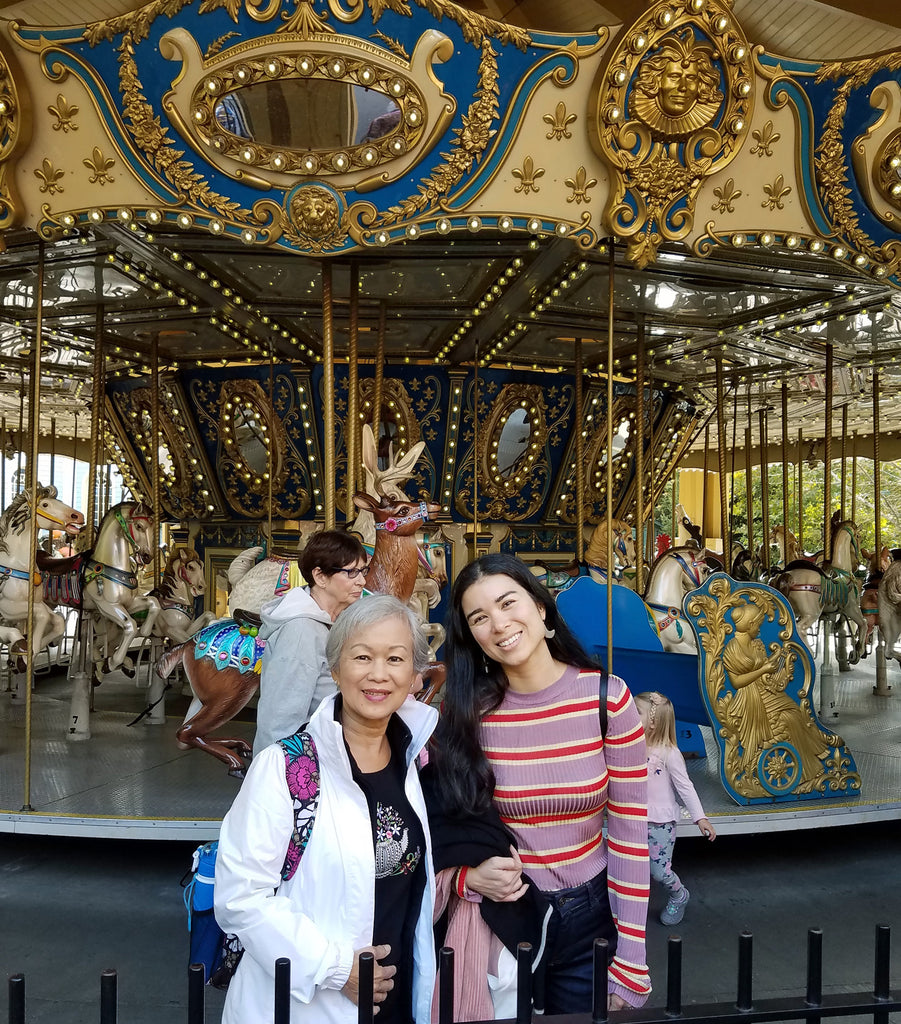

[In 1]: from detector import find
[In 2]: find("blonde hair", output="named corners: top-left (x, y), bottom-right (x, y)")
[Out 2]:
top-left (635, 691), bottom-right (678, 748)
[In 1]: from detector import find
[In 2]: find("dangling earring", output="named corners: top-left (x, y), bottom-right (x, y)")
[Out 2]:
top-left (544, 625), bottom-right (556, 639)
top-left (482, 653), bottom-right (490, 675)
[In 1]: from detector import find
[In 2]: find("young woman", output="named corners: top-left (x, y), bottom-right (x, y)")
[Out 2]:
top-left (427, 553), bottom-right (651, 1017)
top-left (216, 595), bottom-right (438, 1023)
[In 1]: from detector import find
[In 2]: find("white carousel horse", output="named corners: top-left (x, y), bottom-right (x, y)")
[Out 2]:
top-left (0, 484), bottom-right (85, 661)
top-left (770, 524), bottom-right (823, 567)
top-left (150, 546), bottom-right (215, 644)
top-left (876, 557), bottom-right (901, 668)
top-left (772, 518), bottom-right (866, 665)
top-left (642, 544), bottom-right (711, 653)
top-left (860, 545), bottom-right (890, 655)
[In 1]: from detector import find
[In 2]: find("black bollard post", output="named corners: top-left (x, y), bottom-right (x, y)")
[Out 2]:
top-left (592, 937), bottom-right (609, 1024)
top-left (516, 942), bottom-right (532, 1024)
top-left (665, 936), bottom-right (682, 1017)
top-left (736, 932), bottom-right (753, 1012)
top-left (358, 951), bottom-right (375, 1024)
top-left (438, 947), bottom-right (454, 1024)
top-left (8, 973), bottom-right (25, 1024)
top-left (100, 969), bottom-right (117, 1024)
top-left (188, 963), bottom-right (205, 1024)
top-left (274, 958), bottom-right (291, 1024)
top-left (805, 928), bottom-right (822, 1024)
top-left (874, 925), bottom-right (891, 1024)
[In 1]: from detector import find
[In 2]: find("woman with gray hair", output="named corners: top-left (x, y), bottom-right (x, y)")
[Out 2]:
top-left (215, 595), bottom-right (438, 1024)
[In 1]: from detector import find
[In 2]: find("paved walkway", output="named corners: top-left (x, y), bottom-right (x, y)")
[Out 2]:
top-left (2, 819), bottom-right (899, 1023)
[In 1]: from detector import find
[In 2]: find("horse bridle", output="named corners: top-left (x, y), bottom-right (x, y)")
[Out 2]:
top-left (114, 505), bottom-right (153, 555)
top-left (672, 549), bottom-right (707, 588)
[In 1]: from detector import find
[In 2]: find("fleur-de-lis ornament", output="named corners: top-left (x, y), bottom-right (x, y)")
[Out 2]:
top-left (512, 155), bottom-right (545, 195)
top-left (35, 159), bottom-right (64, 194)
top-left (711, 178), bottom-right (742, 213)
top-left (543, 102), bottom-right (576, 141)
top-left (49, 94), bottom-right (79, 133)
top-left (762, 174), bottom-right (791, 210)
top-left (565, 166), bottom-right (597, 204)
top-left (84, 147), bottom-right (115, 185)
top-left (750, 120), bottom-right (781, 158)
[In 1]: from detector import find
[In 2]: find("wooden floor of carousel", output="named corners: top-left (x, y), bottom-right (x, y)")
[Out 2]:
top-left (2, 648), bottom-right (900, 838)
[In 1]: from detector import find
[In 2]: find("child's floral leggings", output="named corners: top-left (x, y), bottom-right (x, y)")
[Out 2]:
top-left (648, 821), bottom-right (683, 894)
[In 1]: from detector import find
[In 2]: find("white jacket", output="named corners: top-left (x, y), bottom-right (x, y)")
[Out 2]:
top-left (253, 586), bottom-right (333, 756)
top-left (215, 692), bottom-right (438, 1024)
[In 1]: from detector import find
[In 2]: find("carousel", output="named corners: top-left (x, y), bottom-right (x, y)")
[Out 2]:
top-left (1, 0), bottom-right (901, 837)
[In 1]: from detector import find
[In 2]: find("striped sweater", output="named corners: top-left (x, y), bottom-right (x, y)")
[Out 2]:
top-left (480, 665), bottom-right (651, 1001)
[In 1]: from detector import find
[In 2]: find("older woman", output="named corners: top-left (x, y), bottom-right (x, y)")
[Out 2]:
top-left (215, 594), bottom-right (437, 1024)
top-left (253, 529), bottom-right (368, 755)
top-left (427, 553), bottom-right (650, 1018)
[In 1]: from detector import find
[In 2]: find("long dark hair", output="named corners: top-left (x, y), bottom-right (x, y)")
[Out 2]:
top-left (431, 553), bottom-right (601, 816)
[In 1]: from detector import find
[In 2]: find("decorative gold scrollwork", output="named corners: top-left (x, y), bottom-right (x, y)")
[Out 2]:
top-left (590, 0), bottom-right (753, 267)
top-left (219, 379), bottom-right (290, 496)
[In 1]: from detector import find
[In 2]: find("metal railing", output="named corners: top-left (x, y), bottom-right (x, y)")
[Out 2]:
top-left (7, 926), bottom-right (900, 1023)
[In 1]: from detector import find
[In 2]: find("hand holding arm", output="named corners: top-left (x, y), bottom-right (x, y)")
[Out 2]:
top-left (464, 845), bottom-right (528, 903)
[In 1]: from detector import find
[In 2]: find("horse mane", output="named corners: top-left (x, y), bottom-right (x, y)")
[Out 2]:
top-left (158, 547), bottom-right (201, 600)
top-left (0, 492), bottom-right (30, 553)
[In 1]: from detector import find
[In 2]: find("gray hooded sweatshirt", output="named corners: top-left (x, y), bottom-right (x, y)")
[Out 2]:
top-left (252, 586), bottom-right (333, 756)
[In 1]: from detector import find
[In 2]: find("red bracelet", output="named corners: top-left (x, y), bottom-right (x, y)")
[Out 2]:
top-left (456, 866), bottom-right (469, 899)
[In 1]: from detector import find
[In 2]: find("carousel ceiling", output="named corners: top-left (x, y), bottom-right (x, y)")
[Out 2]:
top-left (1, 0), bottom-right (901, 460)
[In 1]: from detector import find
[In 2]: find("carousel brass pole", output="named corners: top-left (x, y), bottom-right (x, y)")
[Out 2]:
top-left (150, 335), bottom-right (161, 588)
top-left (715, 359), bottom-right (729, 565)
top-left (606, 244), bottom-right (614, 672)
top-left (635, 320), bottom-right (645, 593)
top-left (574, 338), bottom-right (585, 561)
top-left (671, 476), bottom-right (677, 546)
top-left (472, 346), bottom-right (480, 560)
top-left (347, 263), bottom-right (360, 515)
top-left (824, 343), bottom-right (834, 561)
top-left (50, 418), bottom-right (56, 490)
top-left (782, 380), bottom-right (789, 557)
top-left (729, 376), bottom-right (739, 545)
top-left (646, 367), bottom-right (656, 566)
top-left (1, 415), bottom-right (6, 509)
top-left (87, 307), bottom-right (104, 547)
top-left (759, 408), bottom-right (769, 570)
top-left (873, 371), bottom-right (889, 696)
top-left (840, 404), bottom-right (848, 521)
top-left (851, 430), bottom-right (858, 527)
top-left (17, 368), bottom-right (23, 488)
top-left (21, 241), bottom-right (47, 810)
top-left (745, 387), bottom-right (754, 558)
top-left (701, 424), bottom-right (710, 545)
top-left (873, 370), bottom-right (881, 558)
top-left (797, 428), bottom-right (804, 554)
top-left (322, 262), bottom-right (336, 530)
top-left (267, 347), bottom-right (274, 545)
top-left (374, 300), bottom-right (386, 451)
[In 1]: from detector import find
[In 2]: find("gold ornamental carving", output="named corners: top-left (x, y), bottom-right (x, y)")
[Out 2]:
top-left (711, 176), bottom-right (741, 213)
top-left (84, 147), bottom-right (116, 184)
top-left (762, 173), bottom-right (790, 210)
top-left (543, 101), bottom-right (576, 141)
top-left (849, 80), bottom-right (901, 232)
top-left (687, 577), bottom-right (861, 800)
top-left (256, 182), bottom-right (350, 253)
top-left (813, 51), bottom-right (901, 274)
top-left (49, 94), bottom-right (78, 132)
top-left (590, 0), bottom-right (753, 268)
top-left (35, 159), bottom-right (64, 194)
top-left (749, 119), bottom-right (780, 157)
top-left (512, 155), bottom-right (544, 194)
top-left (565, 165), bottom-right (597, 204)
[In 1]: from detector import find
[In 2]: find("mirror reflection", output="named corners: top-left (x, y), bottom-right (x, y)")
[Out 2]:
top-left (597, 417), bottom-right (631, 470)
top-left (214, 82), bottom-right (401, 148)
top-left (140, 409), bottom-right (175, 480)
top-left (234, 403), bottom-right (269, 473)
top-left (497, 408), bottom-right (531, 477)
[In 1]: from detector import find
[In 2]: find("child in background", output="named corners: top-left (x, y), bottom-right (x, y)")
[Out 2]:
top-left (634, 691), bottom-right (716, 926)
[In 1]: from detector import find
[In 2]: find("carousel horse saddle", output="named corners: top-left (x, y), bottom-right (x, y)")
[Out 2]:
top-left (193, 618), bottom-right (265, 675)
top-left (36, 549), bottom-right (87, 576)
top-left (233, 608), bottom-right (262, 630)
top-left (783, 558), bottom-right (827, 576)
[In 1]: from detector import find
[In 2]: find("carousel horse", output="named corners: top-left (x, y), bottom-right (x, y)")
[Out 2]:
top-left (877, 556), bottom-right (901, 668)
top-left (531, 519), bottom-right (637, 596)
top-left (642, 544), bottom-right (711, 653)
top-left (860, 545), bottom-right (890, 656)
top-left (155, 490), bottom-right (446, 776)
top-left (772, 517), bottom-right (866, 665)
top-left (0, 484), bottom-right (85, 662)
top-left (770, 524), bottom-right (823, 567)
top-left (150, 546), bottom-right (216, 645)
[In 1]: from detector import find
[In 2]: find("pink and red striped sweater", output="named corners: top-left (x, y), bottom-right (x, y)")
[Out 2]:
top-left (480, 664), bottom-right (651, 1003)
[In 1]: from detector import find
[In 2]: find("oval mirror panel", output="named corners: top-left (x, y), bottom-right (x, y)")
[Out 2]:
top-left (234, 403), bottom-right (269, 474)
top-left (497, 407), bottom-right (531, 478)
top-left (214, 82), bottom-right (401, 148)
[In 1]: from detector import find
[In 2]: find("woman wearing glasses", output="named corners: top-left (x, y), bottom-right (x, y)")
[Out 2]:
top-left (253, 529), bottom-right (368, 755)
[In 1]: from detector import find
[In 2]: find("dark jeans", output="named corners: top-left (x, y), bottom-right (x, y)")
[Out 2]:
top-left (542, 870), bottom-right (618, 1016)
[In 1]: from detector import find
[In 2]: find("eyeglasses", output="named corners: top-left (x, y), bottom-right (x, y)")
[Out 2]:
top-left (331, 565), bottom-right (370, 580)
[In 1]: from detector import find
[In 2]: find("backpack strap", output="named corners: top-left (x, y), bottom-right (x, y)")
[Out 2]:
top-left (276, 731), bottom-right (321, 882)
top-left (598, 670), bottom-right (609, 740)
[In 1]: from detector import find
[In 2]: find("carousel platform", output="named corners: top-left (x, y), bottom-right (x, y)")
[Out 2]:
top-left (1, 653), bottom-right (899, 839)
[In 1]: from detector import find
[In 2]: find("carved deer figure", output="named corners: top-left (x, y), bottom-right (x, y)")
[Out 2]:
top-left (352, 492), bottom-right (442, 602)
